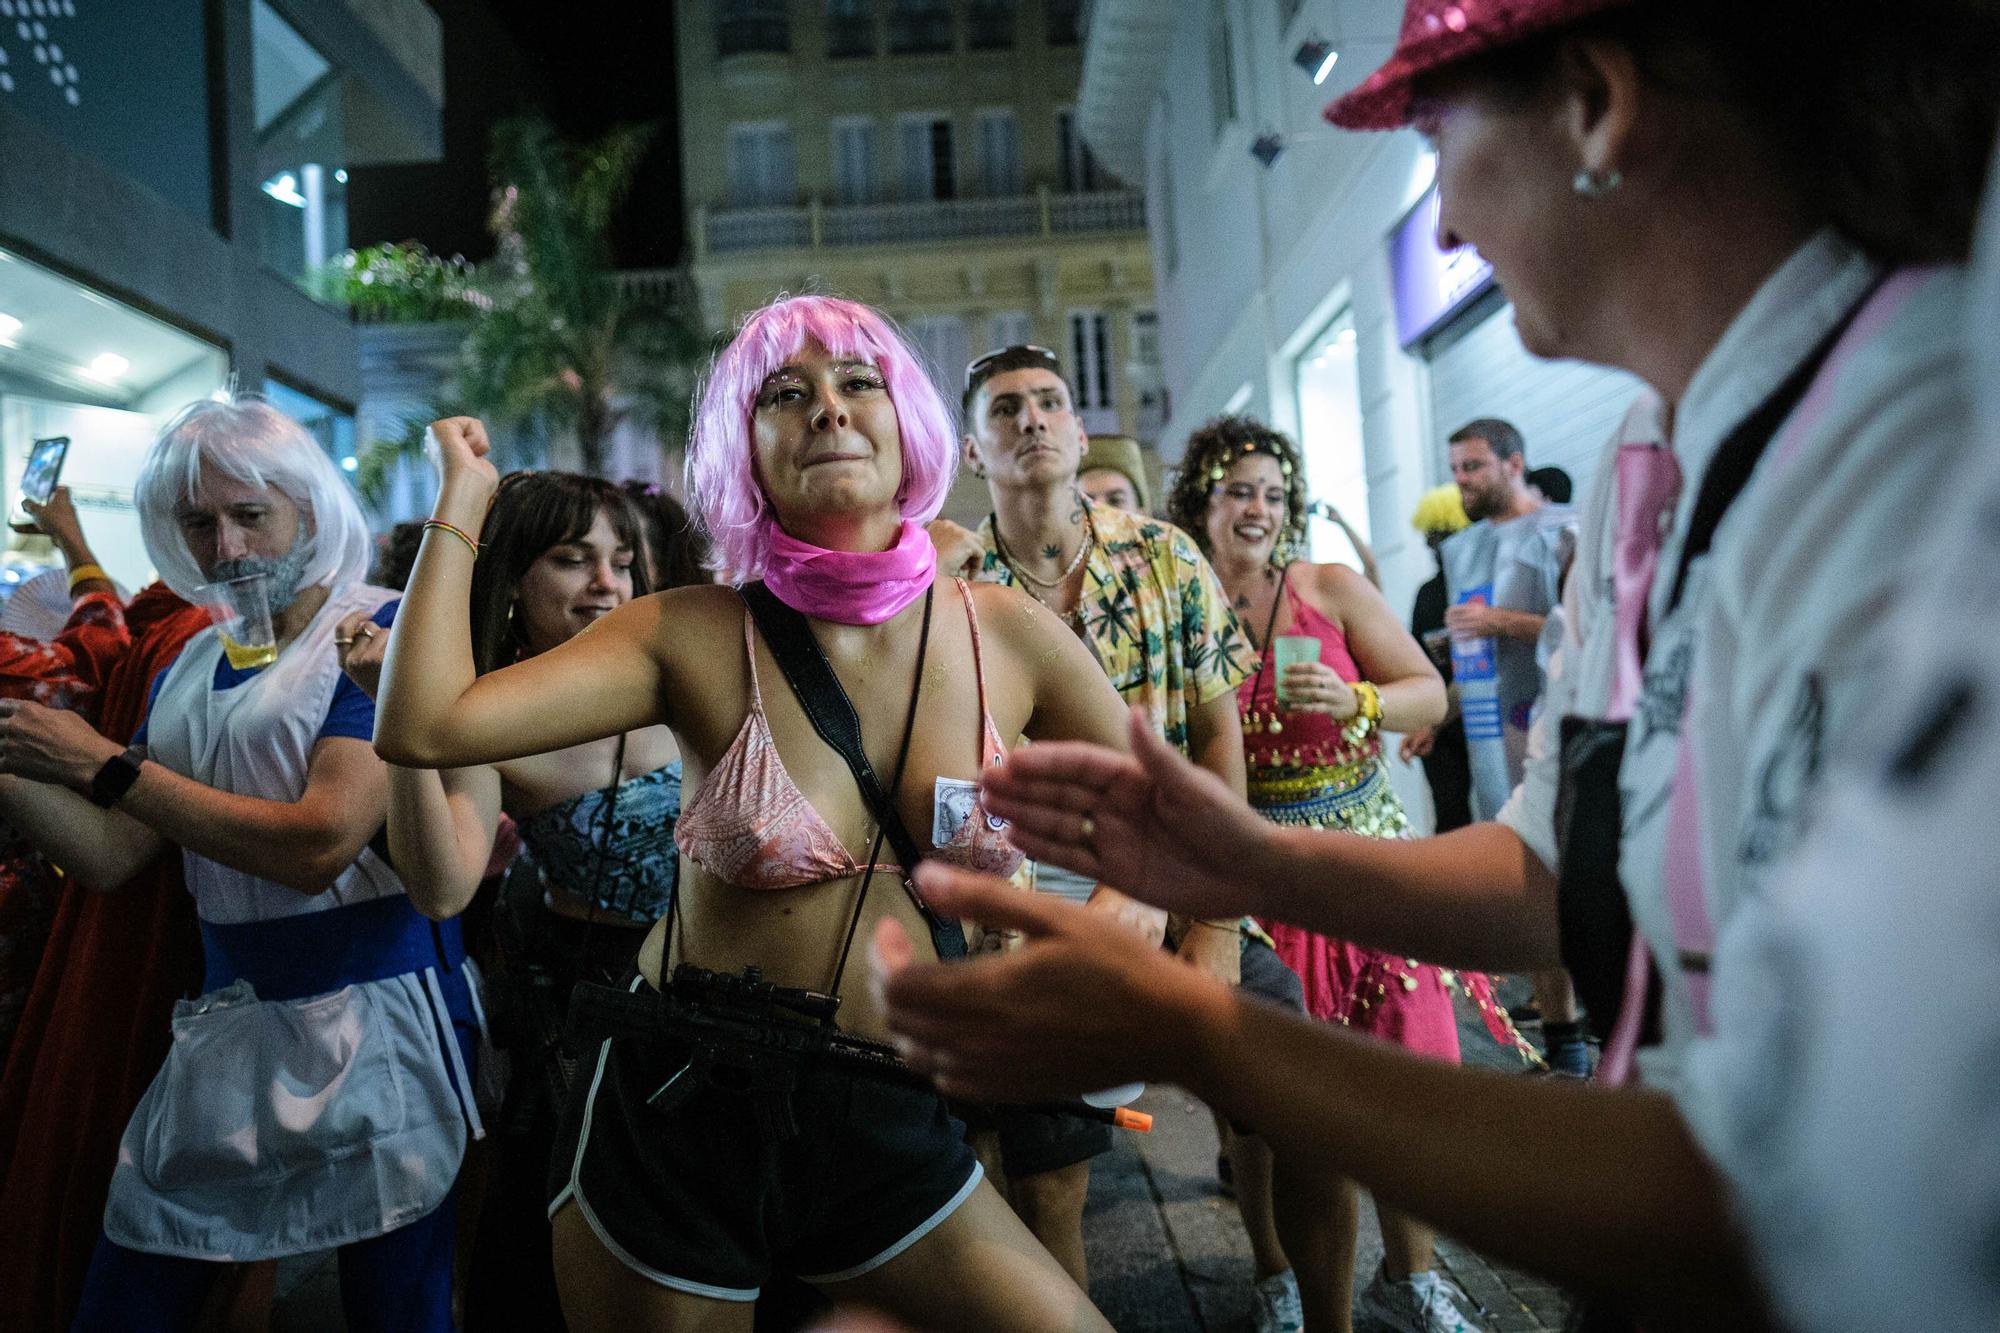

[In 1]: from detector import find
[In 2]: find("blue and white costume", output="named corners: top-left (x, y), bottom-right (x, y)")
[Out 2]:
top-left (78, 586), bottom-right (484, 1328)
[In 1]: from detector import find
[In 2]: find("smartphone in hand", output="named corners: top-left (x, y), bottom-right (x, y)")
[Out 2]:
top-left (11, 436), bottom-right (69, 532)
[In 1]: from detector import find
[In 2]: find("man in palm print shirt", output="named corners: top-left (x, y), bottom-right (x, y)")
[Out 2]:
top-left (933, 346), bottom-right (1313, 1320)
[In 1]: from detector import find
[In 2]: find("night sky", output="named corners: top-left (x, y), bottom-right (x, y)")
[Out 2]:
top-left (345, 0), bottom-right (685, 270)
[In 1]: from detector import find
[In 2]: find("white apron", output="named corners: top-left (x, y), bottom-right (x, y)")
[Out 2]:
top-left (102, 584), bottom-right (483, 1261)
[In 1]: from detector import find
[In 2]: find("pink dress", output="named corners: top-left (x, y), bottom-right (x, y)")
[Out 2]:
top-left (1238, 575), bottom-right (1528, 1061)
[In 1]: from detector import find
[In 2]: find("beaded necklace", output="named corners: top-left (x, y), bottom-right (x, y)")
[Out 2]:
top-left (994, 507), bottom-right (1096, 613)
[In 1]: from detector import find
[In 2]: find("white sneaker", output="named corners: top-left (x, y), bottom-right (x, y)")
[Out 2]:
top-left (1251, 1269), bottom-right (1304, 1333)
top-left (1355, 1264), bottom-right (1487, 1333)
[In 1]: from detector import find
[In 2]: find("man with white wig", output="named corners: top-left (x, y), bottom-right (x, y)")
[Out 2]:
top-left (0, 397), bottom-right (483, 1331)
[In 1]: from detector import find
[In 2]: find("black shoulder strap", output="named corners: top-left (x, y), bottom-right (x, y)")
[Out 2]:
top-left (740, 582), bottom-right (966, 960)
top-left (1665, 272), bottom-right (1888, 614)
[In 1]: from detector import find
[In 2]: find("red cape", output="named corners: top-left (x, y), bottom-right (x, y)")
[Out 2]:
top-left (0, 584), bottom-right (210, 1331)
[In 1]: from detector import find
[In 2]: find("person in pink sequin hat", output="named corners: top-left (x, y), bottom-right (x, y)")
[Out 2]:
top-left (874, 3), bottom-right (2000, 1331)
top-left (1325, 0), bottom-right (1638, 132)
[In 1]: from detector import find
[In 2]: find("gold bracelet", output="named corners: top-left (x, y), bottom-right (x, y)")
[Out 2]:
top-left (421, 518), bottom-right (480, 557)
top-left (1351, 680), bottom-right (1382, 723)
top-left (67, 562), bottom-right (110, 592)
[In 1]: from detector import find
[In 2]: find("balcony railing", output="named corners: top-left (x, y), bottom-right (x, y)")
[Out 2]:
top-left (615, 267), bottom-right (696, 306)
top-left (699, 188), bottom-right (1144, 256)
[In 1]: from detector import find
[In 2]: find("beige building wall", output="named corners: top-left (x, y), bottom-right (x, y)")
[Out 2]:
top-left (674, 0), bottom-right (1163, 526)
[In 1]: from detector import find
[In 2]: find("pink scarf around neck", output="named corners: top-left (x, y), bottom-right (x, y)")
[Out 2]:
top-left (761, 518), bottom-right (937, 625)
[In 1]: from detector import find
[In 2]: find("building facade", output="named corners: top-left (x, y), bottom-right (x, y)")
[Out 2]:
top-left (1080, 0), bottom-right (1639, 826)
top-left (676, 0), bottom-right (1162, 523)
top-left (0, 0), bottom-right (441, 587)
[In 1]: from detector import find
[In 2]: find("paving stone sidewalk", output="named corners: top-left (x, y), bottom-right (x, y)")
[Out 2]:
top-left (1086, 1075), bottom-right (1571, 1331)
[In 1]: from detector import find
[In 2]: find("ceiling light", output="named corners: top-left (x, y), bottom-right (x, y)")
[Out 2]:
top-left (334, 168), bottom-right (348, 184)
top-left (340, 455), bottom-right (359, 473)
top-left (1294, 37), bottom-right (1338, 85)
top-left (1251, 132), bottom-right (1286, 169)
top-left (0, 311), bottom-right (19, 341)
top-left (261, 172), bottom-right (306, 207)
top-left (85, 352), bottom-right (129, 380)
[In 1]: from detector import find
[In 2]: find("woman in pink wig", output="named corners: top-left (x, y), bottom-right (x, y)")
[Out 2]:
top-left (375, 295), bottom-right (1135, 1330)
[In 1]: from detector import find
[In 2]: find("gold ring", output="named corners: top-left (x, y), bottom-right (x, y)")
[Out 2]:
top-left (333, 636), bottom-right (353, 648)
top-left (357, 623), bottom-right (378, 639)
top-left (1078, 814), bottom-right (1096, 842)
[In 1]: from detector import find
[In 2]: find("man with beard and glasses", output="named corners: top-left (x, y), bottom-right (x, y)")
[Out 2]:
top-left (0, 397), bottom-right (483, 1331)
top-left (1438, 419), bottom-right (1586, 1077)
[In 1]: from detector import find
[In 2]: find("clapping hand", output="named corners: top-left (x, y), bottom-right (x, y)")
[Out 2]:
top-left (979, 707), bottom-right (1273, 924)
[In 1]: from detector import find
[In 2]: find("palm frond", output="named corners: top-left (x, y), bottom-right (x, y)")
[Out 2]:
top-left (339, 113), bottom-right (712, 485)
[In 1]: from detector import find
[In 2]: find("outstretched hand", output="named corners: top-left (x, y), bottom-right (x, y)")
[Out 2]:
top-left (872, 863), bottom-right (1231, 1102)
top-left (979, 706), bottom-right (1272, 922)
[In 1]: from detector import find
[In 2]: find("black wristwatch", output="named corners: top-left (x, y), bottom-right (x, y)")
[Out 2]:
top-left (87, 744), bottom-right (146, 808)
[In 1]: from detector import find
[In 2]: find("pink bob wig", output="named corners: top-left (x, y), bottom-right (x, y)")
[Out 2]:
top-left (687, 294), bottom-right (959, 584)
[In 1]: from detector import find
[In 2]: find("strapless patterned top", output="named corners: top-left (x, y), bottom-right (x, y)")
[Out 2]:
top-left (515, 761), bottom-right (681, 923)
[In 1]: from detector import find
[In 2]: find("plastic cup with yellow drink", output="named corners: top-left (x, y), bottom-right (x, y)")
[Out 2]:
top-left (199, 572), bottom-right (278, 669)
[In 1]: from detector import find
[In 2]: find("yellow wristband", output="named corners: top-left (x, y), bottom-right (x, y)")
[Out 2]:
top-left (67, 563), bottom-right (110, 592)
top-left (1351, 680), bottom-right (1382, 723)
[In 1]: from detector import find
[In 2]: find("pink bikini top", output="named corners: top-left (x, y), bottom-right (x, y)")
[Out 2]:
top-left (675, 580), bottom-right (1024, 890)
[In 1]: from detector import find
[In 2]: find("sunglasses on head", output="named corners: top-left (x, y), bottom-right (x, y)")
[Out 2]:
top-left (964, 344), bottom-right (1060, 389)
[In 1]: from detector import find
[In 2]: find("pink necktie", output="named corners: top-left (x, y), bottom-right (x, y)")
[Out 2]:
top-left (1606, 443), bottom-right (1682, 723)
top-left (1596, 442), bottom-right (1682, 1086)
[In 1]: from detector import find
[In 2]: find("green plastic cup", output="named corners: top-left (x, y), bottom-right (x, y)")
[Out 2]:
top-left (1273, 635), bottom-right (1321, 707)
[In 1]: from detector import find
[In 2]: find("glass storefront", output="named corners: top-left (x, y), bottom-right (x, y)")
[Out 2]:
top-left (0, 245), bottom-right (228, 591)
top-left (1292, 306), bottom-right (1371, 567)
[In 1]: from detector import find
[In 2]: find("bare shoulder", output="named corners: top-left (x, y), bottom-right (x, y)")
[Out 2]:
top-left (1306, 560), bottom-right (1372, 596)
top-left (633, 583), bottom-right (742, 632)
top-left (579, 583), bottom-right (744, 668)
top-left (964, 578), bottom-right (1062, 652)
top-left (1291, 561), bottom-right (1376, 619)
top-left (651, 581), bottom-right (744, 617)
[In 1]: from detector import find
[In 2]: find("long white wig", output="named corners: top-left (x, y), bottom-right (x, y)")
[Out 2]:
top-left (134, 396), bottom-right (372, 600)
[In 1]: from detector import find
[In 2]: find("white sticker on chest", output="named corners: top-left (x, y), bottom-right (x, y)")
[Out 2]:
top-left (933, 776), bottom-right (1004, 843)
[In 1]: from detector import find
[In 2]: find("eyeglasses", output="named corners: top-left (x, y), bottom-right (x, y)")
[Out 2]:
top-left (964, 344), bottom-right (1060, 389)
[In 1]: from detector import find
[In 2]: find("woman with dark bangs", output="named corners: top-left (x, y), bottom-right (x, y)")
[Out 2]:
top-left (375, 294), bottom-right (1130, 1329)
top-left (337, 472), bottom-right (689, 1326)
top-left (338, 473), bottom-right (681, 944)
